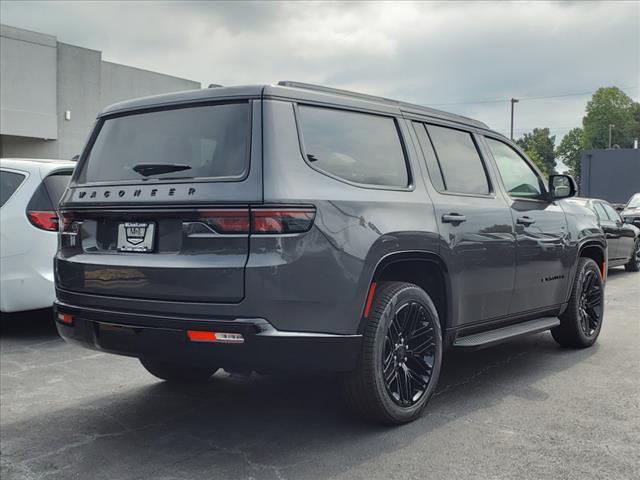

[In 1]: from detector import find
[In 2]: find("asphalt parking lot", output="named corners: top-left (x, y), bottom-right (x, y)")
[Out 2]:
top-left (1, 269), bottom-right (638, 480)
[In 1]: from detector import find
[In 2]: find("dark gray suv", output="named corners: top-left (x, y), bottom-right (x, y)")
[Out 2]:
top-left (55, 82), bottom-right (607, 424)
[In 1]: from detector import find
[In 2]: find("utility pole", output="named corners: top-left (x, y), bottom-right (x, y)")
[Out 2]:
top-left (510, 98), bottom-right (519, 140)
top-left (608, 124), bottom-right (615, 149)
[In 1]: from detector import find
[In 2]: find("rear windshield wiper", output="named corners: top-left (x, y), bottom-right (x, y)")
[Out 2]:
top-left (132, 163), bottom-right (192, 177)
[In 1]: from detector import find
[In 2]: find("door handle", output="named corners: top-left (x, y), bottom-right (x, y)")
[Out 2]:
top-left (442, 213), bottom-right (467, 224)
top-left (517, 216), bottom-right (536, 226)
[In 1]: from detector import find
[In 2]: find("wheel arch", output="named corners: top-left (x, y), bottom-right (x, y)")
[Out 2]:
top-left (561, 240), bottom-right (608, 307)
top-left (359, 250), bottom-right (452, 335)
top-left (578, 240), bottom-right (607, 275)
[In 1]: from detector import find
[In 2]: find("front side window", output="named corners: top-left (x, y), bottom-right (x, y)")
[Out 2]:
top-left (485, 137), bottom-right (545, 199)
top-left (297, 106), bottom-right (409, 188)
top-left (1, 170), bottom-right (26, 207)
top-left (77, 102), bottom-right (250, 184)
top-left (426, 125), bottom-right (490, 195)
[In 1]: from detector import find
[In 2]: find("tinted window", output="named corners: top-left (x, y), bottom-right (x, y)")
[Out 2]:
top-left (27, 172), bottom-right (72, 211)
top-left (427, 125), bottom-right (489, 195)
top-left (593, 202), bottom-right (608, 221)
top-left (1, 170), bottom-right (26, 207)
top-left (44, 172), bottom-right (72, 205)
top-left (413, 123), bottom-right (445, 191)
top-left (485, 137), bottom-right (544, 199)
top-left (298, 106), bottom-right (409, 187)
top-left (77, 103), bottom-right (250, 183)
top-left (602, 203), bottom-right (622, 222)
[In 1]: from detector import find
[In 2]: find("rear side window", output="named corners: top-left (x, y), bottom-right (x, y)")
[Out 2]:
top-left (77, 102), bottom-right (250, 184)
top-left (27, 171), bottom-right (72, 211)
top-left (1, 170), bottom-right (26, 207)
top-left (426, 125), bottom-right (490, 195)
top-left (297, 106), bottom-right (409, 188)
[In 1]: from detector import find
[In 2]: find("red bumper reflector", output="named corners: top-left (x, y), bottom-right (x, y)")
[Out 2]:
top-left (187, 330), bottom-right (217, 342)
top-left (187, 330), bottom-right (244, 344)
top-left (57, 313), bottom-right (73, 325)
top-left (363, 282), bottom-right (377, 318)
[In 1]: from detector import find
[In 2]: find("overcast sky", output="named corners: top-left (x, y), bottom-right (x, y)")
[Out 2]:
top-left (1, 0), bottom-right (638, 142)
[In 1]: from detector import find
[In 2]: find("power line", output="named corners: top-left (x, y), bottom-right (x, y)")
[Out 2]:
top-left (424, 85), bottom-right (638, 107)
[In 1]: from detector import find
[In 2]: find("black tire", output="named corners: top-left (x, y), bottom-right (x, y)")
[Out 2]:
top-left (552, 258), bottom-right (604, 348)
top-left (140, 358), bottom-right (218, 382)
top-left (624, 239), bottom-right (640, 272)
top-left (341, 281), bottom-right (442, 424)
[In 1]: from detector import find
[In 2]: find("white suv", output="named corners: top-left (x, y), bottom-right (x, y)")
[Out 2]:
top-left (1, 158), bottom-right (75, 313)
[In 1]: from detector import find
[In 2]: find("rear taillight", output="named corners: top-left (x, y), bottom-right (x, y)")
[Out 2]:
top-left (199, 209), bottom-right (250, 234)
top-left (27, 211), bottom-right (59, 231)
top-left (198, 207), bottom-right (315, 235)
top-left (251, 208), bottom-right (315, 234)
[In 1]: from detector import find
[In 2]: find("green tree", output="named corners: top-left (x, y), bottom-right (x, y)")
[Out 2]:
top-left (516, 128), bottom-right (556, 175)
top-left (555, 127), bottom-right (584, 184)
top-left (631, 102), bottom-right (640, 142)
top-left (582, 87), bottom-right (639, 149)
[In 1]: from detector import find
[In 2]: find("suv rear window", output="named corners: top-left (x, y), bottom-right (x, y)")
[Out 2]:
top-left (28, 171), bottom-right (72, 211)
top-left (1, 170), bottom-right (26, 207)
top-left (298, 106), bottom-right (409, 188)
top-left (76, 102), bottom-right (250, 184)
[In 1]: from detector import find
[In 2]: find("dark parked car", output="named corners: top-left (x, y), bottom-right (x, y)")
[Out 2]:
top-left (55, 82), bottom-right (607, 424)
top-left (620, 193), bottom-right (640, 228)
top-left (565, 197), bottom-right (640, 272)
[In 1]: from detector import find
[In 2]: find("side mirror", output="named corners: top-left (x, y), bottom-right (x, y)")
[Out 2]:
top-left (549, 174), bottom-right (577, 200)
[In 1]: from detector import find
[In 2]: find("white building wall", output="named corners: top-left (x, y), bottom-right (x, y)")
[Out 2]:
top-left (0, 24), bottom-right (201, 160)
top-left (100, 61), bottom-right (199, 108)
top-left (56, 42), bottom-right (102, 159)
top-left (0, 25), bottom-right (58, 140)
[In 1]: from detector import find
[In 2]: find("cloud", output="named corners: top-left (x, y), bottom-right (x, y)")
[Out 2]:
top-left (1, 0), bottom-right (638, 140)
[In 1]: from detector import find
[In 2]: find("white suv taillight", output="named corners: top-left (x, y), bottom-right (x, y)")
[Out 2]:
top-left (27, 211), bottom-right (59, 231)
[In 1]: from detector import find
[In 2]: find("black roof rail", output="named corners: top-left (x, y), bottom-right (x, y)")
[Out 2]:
top-left (277, 80), bottom-right (489, 129)
top-left (277, 81), bottom-right (400, 106)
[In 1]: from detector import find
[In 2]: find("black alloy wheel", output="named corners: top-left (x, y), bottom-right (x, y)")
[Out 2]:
top-left (577, 268), bottom-right (603, 337)
top-left (341, 281), bottom-right (442, 424)
top-left (383, 301), bottom-right (436, 407)
top-left (552, 257), bottom-right (604, 348)
top-left (624, 239), bottom-right (640, 272)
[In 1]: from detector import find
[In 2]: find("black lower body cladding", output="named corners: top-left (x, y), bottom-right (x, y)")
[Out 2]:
top-left (53, 301), bottom-right (362, 373)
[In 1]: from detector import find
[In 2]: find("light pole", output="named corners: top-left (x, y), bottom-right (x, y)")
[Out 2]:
top-left (510, 98), bottom-right (519, 140)
top-left (608, 124), bottom-right (615, 149)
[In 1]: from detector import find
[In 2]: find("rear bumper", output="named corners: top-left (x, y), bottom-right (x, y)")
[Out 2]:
top-left (1, 269), bottom-right (55, 313)
top-left (54, 301), bottom-right (361, 372)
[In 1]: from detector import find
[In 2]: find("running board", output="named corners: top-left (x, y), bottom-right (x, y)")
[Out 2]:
top-left (453, 317), bottom-right (560, 348)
